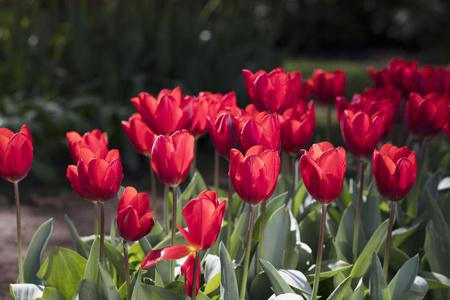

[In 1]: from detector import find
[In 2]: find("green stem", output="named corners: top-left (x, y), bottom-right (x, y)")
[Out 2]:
top-left (226, 176), bottom-right (233, 248)
top-left (100, 202), bottom-right (105, 264)
top-left (123, 240), bottom-right (131, 300)
top-left (171, 185), bottom-right (178, 282)
top-left (311, 204), bottom-right (327, 300)
top-left (14, 181), bottom-right (24, 283)
top-left (164, 185), bottom-right (169, 235)
top-left (191, 250), bottom-right (201, 300)
top-left (259, 201), bottom-right (266, 272)
top-left (353, 159), bottom-right (365, 263)
top-left (214, 149), bottom-right (220, 190)
top-left (150, 157), bottom-right (157, 217)
top-left (240, 205), bottom-right (256, 300)
top-left (326, 105), bottom-right (332, 142)
top-left (93, 201), bottom-right (99, 236)
top-left (383, 202), bottom-right (396, 277)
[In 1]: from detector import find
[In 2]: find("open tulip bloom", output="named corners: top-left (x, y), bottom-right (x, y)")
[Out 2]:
top-left (237, 111), bottom-right (281, 153)
top-left (142, 191), bottom-right (226, 298)
top-left (66, 129), bottom-right (108, 164)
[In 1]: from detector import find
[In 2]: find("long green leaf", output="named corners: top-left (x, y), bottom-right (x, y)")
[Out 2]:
top-left (104, 241), bottom-right (126, 283)
top-left (263, 206), bottom-right (288, 268)
top-left (41, 287), bottom-right (66, 300)
top-left (351, 219), bottom-right (389, 278)
top-left (277, 269), bottom-right (311, 296)
top-left (334, 205), bottom-right (355, 263)
top-left (65, 215), bottom-right (88, 259)
top-left (348, 278), bottom-right (364, 300)
top-left (424, 221), bottom-right (450, 278)
top-left (37, 247), bottom-right (87, 300)
top-left (79, 279), bottom-right (99, 300)
top-left (391, 223), bottom-right (420, 249)
top-left (368, 254), bottom-right (390, 300)
top-left (219, 242), bottom-right (239, 300)
top-left (388, 255), bottom-right (419, 298)
top-left (283, 209), bottom-right (302, 269)
top-left (420, 271), bottom-right (450, 289)
top-left (229, 205), bottom-right (250, 262)
top-left (23, 218), bottom-right (53, 284)
top-left (326, 275), bottom-right (352, 300)
top-left (307, 260), bottom-right (353, 280)
top-left (84, 237), bottom-right (100, 284)
top-left (98, 262), bottom-right (122, 300)
top-left (260, 259), bottom-right (294, 296)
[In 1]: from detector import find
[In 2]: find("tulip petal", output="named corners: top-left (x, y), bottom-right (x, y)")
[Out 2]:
top-left (141, 245), bottom-right (191, 269)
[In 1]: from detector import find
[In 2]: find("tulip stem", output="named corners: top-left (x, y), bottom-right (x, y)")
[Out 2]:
top-left (191, 250), bottom-right (201, 300)
top-left (311, 204), bottom-right (327, 300)
top-left (100, 202), bottom-right (105, 264)
top-left (14, 181), bottom-right (24, 283)
top-left (164, 185), bottom-right (169, 235)
top-left (94, 202), bottom-right (100, 236)
top-left (383, 202), bottom-right (396, 277)
top-left (149, 157), bottom-right (157, 217)
top-left (171, 185), bottom-right (178, 282)
top-left (259, 201), bottom-right (266, 272)
top-left (226, 177), bottom-right (233, 248)
top-left (214, 149), bottom-right (220, 190)
top-left (122, 240), bottom-right (131, 300)
top-left (326, 105), bottom-right (332, 141)
top-left (291, 155), bottom-right (297, 212)
top-left (240, 205), bottom-right (256, 300)
top-left (353, 159), bottom-right (365, 263)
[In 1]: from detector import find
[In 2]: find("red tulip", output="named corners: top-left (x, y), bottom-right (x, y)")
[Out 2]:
top-left (404, 92), bottom-right (448, 139)
top-left (67, 148), bottom-right (124, 202)
top-left (207, 110), bottom-right (241, 160)
top-left (308, 69), bottom-right (346, 105)
top-left (131, 87), bottom-right (193, 135)
top-left (372, 144), bottom-right (417, 202)
top-left (66, 129), bottom-right (108, 164)
top-left (410, 66), bottom-right (447, 96)
top-left (142, 190), bottom-right (226, 296)
top-left (151, 130), bottom-right (195, 187)
top-left (117, 187), bottom-right (155, 241)
top-left (387, 58), bottom-right (419, 97)
top-left (299, 142), bottom-right (346, 204)
top-left (340, 109), bottom-right (384, 158)
top-left (185, 94), bottom-right (209, 138)
top-left (243, 68), bottom-right (310, 114)
top-left (202, 91), bottom-right (238, 120)
top-left (121, 113), bottom-right (156, 156)
top-left (228, 145), bottom-right (280, 205)
top-left (237, 111), bottom-right (281, 153)
top-left (368, 66), bottom-right (391, 89)
top-left (0, 125), bottom-right (33, 182)
top-left (279, 100), bottom-right (316, 155)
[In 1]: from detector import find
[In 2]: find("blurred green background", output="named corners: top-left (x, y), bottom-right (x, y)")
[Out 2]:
top-left (0, 0), bottom-right (449, 190)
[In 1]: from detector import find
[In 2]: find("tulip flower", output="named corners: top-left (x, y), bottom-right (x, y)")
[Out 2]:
top-left (387, 58), bottom-right (419, 97)
top-left (117, 187), bottom-right (155, 242)
top-left (279, 100), bottom-right (316, 155)
top-left (0, 124), bottom-right (33, 284)
top-left (0, 125), bottom-right (33, 183)
top-left (404, 92), bottom-right (448, 140)
top-left (121, 113), bottom-right (156, 156)
top-left (368, 66), bottom-right (391, 89)
top-left (151, 130), bottom-right (195, 187)
top-left (131, 87), bottom-right (193, 135)
top-left (299, 142), bottom-right (346, 300)
top-left (340, 109), bottom-right (384, 159)
top-left (66, 129), bottom-right (108, 164)
top-left (237, 111), bottom-right (281, 153)
top-left (229, 145), bottom-right (280, 206)
top-left (142, 191), bottom-right (226, 298)
top-left (372, 143), bottom-right (417, 276)
top-left (202, 91), bottom-right (238, 122)
top-left (308, 69), bottom-right (346, 105)
top-left (372, 144), bottom-right (417, 202)
top-left (207, 111), bottom-right (240, 160)
top-left (299, 142), bottom-right (347, 204)
top-left (67, 148), bottom-right (124, 202)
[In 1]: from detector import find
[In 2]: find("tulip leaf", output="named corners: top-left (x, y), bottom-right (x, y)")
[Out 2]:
top-left (361, 183), bottom-right (381, 240)
top-left (337, 180), bottom-right (352, 208)
top-left (335, 205), bottom-right (355, 263)
top-left (98, 262), bottom-right (122, 300)
top-left (219, 242), bottom-right (239, 300)
top-left (325, 274), bottom-right (352, 300)
top-left (229, 205), bottom-right (250, 263)
top-left (23, 218), bottom-right (53, 285)
top-left (297, 242), bottom-right (314, 274)
top-left (84, 237), bottom-right (100, 285)
top-left (348, 278), bottom-right (364, 300)
top-left (250, 272), bottom-right (275, 300)
top-left (37, 247), bottom-right (87, 300)
top-left (41, 287), bottom-right (66, 300)
top-left (110, 217), bottom-right (119, 247)
top-left (424, 221), bottom-right (450, 278)
top-left (79, 278), bottom-right (99, 300)
top-left (391, 222), bottom-right (420, 249)
top-left (425, 188), bottom-right (450, 250)
top-left (437, 176), bottom-right (450, 191)
top-left (263, 206), bottom-right (288, 268)
top-left (420, 271), bottom-right (450, 289)
top-left (65, 215), bottom-right (88, 259)
top-left (368, 253), bottom-right (391, 300)
top-left (283, 209), bottom-right (302, 269)
top-left (104, 241), bottom-right (126, 283)
top-left (131, 269), bottom-right (183, 300)
top-left (307, 260), bottom-right (352, 281)
top-left (299, 207), bottom-right (324, 259)
top-left (388, 255), bottom-right (419, 298)
top-left (204, 254), bottom-right (221, 283)
top-left (351, 218), bottom-right (389, 278)
top-left (259, 259), bottom-right (295, 295)
top-left (277, 269), bottom-right (311, 296)
top-left (383, 247), bottom-right (409, 272)
top-left (204, 272), bottom-right (221, 296)
top-left (270, 293), bottom-right (304, 299)
top-left (292, 180), bottom-right (306, 219)
top-left (9, 284), bottom-right (44, 300)
top-left (139, 237), bottom-right (152, 256)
